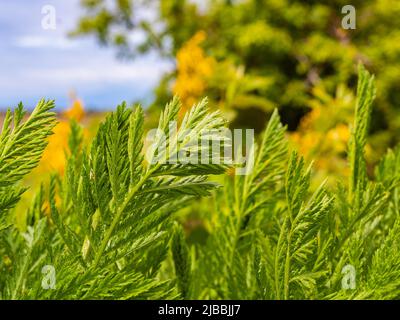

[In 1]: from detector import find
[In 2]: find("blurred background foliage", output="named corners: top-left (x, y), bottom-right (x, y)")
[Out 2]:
top-left (70, 0), bottom-right (400, 179)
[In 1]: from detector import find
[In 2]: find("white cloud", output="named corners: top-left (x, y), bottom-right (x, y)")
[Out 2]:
top-left (25, 63), bottom-right (170, 84)
top-left (0, 59), bottom-right (173, 94)
top-left (14, 35), bottom-right (79, 49)
top-left (0, 0), bottom-right (172, 108)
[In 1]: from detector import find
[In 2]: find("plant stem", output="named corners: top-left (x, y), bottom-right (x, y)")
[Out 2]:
top-left (283, 231), bottom-right (292, 300)
top-left (92, 166), bottom-right (157, 269)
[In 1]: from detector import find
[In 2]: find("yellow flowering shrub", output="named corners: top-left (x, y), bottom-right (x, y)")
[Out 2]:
top-left (63, 98), bottom-right (85, 122)
top-left (40, 98), bottom-right (86, 175)
top-left (290, 84), bottom-right (355, 185)
top-left (173, 31), bottom-right (215, 113)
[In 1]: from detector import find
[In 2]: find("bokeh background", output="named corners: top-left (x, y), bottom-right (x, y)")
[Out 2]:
top-left (1, 0), bottom-right (400, 228)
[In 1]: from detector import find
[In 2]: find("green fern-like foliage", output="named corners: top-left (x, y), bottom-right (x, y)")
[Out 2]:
top-left (1, 97), bottom-right (230, 299)
top-left (176, 65), bottom-right (400, 300)
top-left (0, 100), bottom-right (56, 230)
top-left (1, 66), bottom-right (400, 300)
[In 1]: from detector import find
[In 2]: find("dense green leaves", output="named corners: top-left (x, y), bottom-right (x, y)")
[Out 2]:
top-left (1, 66), bottom-right (400, 300)
top-left (1, 96), bottom-right (229, 299)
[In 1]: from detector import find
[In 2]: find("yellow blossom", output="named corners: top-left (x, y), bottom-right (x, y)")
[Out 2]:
top-left (289, 85), bottom-right (355, 183)
top-left (173, 31), bottom-right (215, 114)
top-left (63, 98), bottom-right (85, 121)
top-left (40, 98), bottom-right (86, 175)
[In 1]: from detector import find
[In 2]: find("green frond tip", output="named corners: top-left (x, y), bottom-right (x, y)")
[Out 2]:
top-left (128, 105), bottom-right (144, 185)
top-left (0, 99), bottom-right (56, 230)
top-left (0, 99), bottom-right (57, 186)
top-left (354, 64), bottom-right (376, 150)
top-left (348, 64), bottom-right (376, 202)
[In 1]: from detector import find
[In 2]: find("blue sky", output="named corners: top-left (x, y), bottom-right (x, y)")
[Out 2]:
top-left (0, 0), bottom-right (172, 110)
